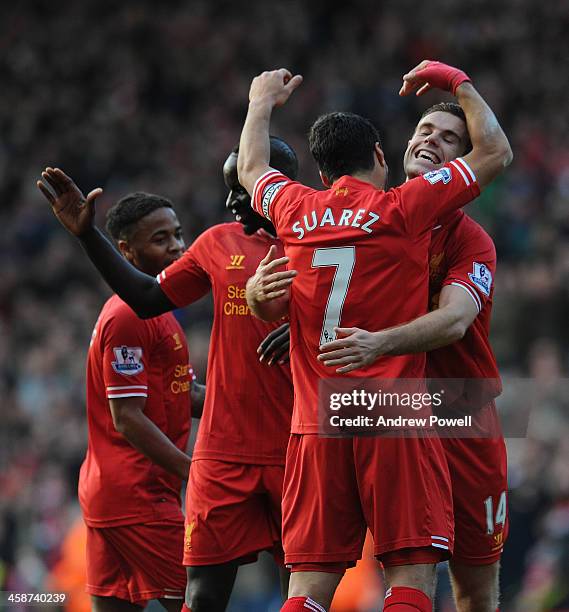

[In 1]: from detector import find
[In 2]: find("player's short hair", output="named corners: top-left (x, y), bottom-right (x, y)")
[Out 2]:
top-left (308, 112), bottom-right (382, 184)
top-left (106, 192), bottom-right (174, 242)
top-left (233, 136), bottom-right (299, 180)
top-left (420, 102), bottom-right (472, 154)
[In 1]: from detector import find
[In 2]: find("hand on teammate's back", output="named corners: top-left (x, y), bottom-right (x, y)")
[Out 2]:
top-left (248, 68), bottom-right (303, 107)
top-left (318, 327), bottom-right (386, 374)
top-left (37, 167), bottom-right (102, 237)
top-left (246, 245), bottom-right (297, 304)
top-left (399, 59), bottom-right (471, 97)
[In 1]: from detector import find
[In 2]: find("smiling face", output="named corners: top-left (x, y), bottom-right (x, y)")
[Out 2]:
top-left (403, 110), bottom-right (469, 179)
top-left (120, 207), bottom-right (185, 277)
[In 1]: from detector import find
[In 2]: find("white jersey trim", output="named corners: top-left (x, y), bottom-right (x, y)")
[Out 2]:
top-left (449, 157), bottom-right (477, 187)
top-left (304, 598), bottom-right (327, 612)
top-left (252, 170), bottom-right (282, 211)
top-left (450, 280), bottom-right (482, 313)
top-left (107, 392), bottom-right (148, 399)
top-left (450, 160), bottom-right (469, 186)
top-left (106, 385), bottom-right (148, 391)
top-left (431, 535), bottom-right (450, 550)
top-left (456, 157), bottom-right (476, 183)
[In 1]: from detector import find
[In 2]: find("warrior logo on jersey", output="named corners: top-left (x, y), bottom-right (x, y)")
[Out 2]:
top-left (468, 262), bottom-right (492, 296)
top-left (112, 346), bottom-right (144, 375)
top-left (226, 255), bottom-right (246, 270)
top-left (423, 167), bottom-right (452, 185)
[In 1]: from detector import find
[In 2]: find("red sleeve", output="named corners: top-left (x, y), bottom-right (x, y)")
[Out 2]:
top-left (442, 225), bottom-right (496, 313)
top-left (252, 168), bottom-right (312, 230)
top-left (102, 307), bottom-right (152, 400)
top-left (396, 158), bottom-right (480, 236)
top-left (157, 231), bottom-right (212, 307)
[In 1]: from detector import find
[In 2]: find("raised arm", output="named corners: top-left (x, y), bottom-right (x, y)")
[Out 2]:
top-left (38, 168), bottom-right (175, 318)
top-left (400, 60), bottom-right (513, 189)
top-left (237, 69), bottom-right (302, 196)
top-left (318, 285), bottom-right (478, 373)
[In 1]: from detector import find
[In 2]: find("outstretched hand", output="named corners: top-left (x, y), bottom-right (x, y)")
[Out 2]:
top-left (37, 167), bottom-right (102, 237)
top-left (249, 68), bottom-right (303, 108)
top-left (399, 60), bottom-right (470, 97)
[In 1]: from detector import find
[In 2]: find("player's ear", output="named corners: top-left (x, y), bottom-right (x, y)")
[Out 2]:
top-left (374, 143), bottom-right (386, 168)
top-left (118, 239), bottom-right (134, 263)
top-left (319, 170), bottom-right (331, 188)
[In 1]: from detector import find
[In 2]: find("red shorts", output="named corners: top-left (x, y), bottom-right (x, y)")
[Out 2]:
top-left (85, 517), bottom-right (186, 606)
top-left (282, 434), bottom-right (454, 570)
top-left (442, 434), bottom-right (508, 565)
top-left (183, 459), bottom-right (285, 566)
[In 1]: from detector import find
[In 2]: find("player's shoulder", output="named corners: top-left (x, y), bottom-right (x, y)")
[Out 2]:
top-left (100, 294), bottom-right (152, 328)
top-left (384, 175), bottom-right (422, 205)
top-left (182, 223), bottom-right (243, 259)
top-left (390, 161), bottom-right (468, 198)
top-left (198, 222), bottom-right (243, 240)
top-left (455, 213), bottom-right (495, 253)
top-left (263, 171), bottom-right (316, 199)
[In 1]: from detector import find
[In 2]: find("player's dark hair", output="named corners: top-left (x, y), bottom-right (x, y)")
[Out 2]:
top-left (106, 192), bottom-right (174, 242)
top-left (233, 136), bottom-right (299, 180)
top-left (308, 112), bottom-right (382, 184)
top-left (421, 102), bottom-right (472, 153)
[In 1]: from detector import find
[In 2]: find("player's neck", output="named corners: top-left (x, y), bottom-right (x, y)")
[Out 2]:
top-left (345, 170), bottom-right (385, 190)
top-left (257, 227), bottom-right (278, 240)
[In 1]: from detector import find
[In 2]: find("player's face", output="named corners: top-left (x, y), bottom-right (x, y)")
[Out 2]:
top-left (404, 111), bottom-right (468, 179)
top-left (223, 152), bottom-right (273, 235)
top-left (123, 207), bottom-right (185, 277)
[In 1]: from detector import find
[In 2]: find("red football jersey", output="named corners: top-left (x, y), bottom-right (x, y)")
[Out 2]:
top-left (79, 295), bottom-right (193, 527)
top-left (252, 159), bottom-right (480, 433)
top-left (157, 223), bottom-right (293, 464)
top-left (427, 210), bottom-right (501, 410)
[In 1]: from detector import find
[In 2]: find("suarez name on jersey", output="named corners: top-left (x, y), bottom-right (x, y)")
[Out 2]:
top-left (252, 160), bottom-right (480, 433)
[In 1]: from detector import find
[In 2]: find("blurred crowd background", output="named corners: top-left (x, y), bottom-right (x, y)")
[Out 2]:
top-left (1, 0), bottom-right (568, 610)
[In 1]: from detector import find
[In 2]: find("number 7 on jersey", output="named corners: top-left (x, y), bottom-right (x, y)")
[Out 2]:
top-left (312, 246), bottom-right (355, 345)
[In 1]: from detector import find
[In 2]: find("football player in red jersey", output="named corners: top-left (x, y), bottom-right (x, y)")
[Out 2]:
top-left (316, 101), bottom-right (507, 612)
top-left (240, 61), bottom-right (512, 612)
top-left (37, 137), bottom-right (298, 612)
top-left (38, 191), bottom-right (204, 612)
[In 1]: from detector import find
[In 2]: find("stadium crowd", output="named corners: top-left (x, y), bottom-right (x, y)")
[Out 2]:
top-left (1, 0), bottom-right (568, 609)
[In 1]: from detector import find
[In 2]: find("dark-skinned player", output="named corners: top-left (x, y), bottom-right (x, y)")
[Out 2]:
top-left (38, 136), bottom-right (297, 612)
